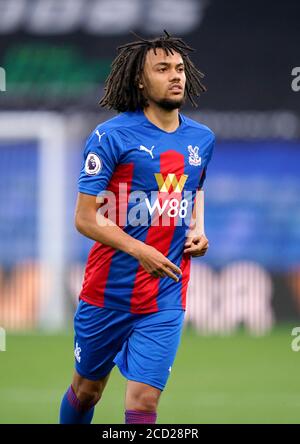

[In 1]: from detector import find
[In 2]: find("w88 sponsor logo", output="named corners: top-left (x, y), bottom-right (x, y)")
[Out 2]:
top-left (95, 187), bottom-right (195, 227)
top-left (145, 197), bottom-right (189, 219)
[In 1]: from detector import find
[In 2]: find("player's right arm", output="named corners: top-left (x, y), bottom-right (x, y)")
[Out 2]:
top-left (75, 192), bottom-right (182, 282)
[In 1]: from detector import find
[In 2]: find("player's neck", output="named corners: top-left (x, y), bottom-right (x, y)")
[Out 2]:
top-left (143, 105), bottom-right (180, 133)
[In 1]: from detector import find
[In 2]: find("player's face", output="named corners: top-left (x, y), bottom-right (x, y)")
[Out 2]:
top-left (140, 48), bottom-right (186, 110)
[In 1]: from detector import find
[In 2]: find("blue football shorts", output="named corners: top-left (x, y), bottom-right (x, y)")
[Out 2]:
top-left (73, 300), bottom-right (185, 391)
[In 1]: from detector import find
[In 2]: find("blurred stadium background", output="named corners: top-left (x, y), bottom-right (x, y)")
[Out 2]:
top-left (0, 0), bottom-right (300, 424)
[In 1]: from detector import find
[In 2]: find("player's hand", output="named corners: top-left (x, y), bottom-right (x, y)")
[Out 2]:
top-left (183, 234), bottom-right (209, 257)
top-left (134, 243), bottom-right (182, 282)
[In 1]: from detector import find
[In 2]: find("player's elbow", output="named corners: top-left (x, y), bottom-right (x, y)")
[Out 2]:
top-left (74, 212), bottom-right (86, 235)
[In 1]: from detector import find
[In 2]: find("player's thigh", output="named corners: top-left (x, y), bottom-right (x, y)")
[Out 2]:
top-left (114, 309), bottom-right (185, 392)
top-left (74, 300), bottom-right (135, 381)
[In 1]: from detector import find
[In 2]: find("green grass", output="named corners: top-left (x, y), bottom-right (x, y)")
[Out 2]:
top-left (0, 325), bottom-right (299, 424)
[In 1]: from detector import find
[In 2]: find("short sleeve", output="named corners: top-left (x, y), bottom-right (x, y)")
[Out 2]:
top-left (198, 133), bottom-right (215, 190)
top-left (78, 129), bottom-right (122, 196)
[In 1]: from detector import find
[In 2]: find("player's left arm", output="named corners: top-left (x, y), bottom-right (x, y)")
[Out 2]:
top-left (184, 188), bottom-right (209, 257)
top-left (184, 132), bottom-right (215, 257)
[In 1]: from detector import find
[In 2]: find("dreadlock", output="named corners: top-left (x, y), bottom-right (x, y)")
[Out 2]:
top-left (99, 30), bottom-right (206, 112)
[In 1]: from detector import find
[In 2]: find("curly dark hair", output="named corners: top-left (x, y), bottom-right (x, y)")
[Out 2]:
top-left (99, 30), bottom-right (206, 112)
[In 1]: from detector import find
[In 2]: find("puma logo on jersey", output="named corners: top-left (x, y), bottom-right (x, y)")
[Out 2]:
top-left (95, 130), bottom-right (105, 143)
top-left (139, 145), bottom-right (155, 159)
